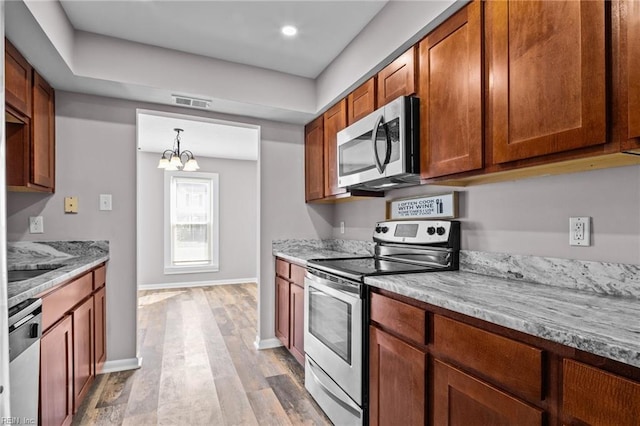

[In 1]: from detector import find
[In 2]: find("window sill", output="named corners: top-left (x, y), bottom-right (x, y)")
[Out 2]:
top-left (163, 265), bottom-right (219, 275)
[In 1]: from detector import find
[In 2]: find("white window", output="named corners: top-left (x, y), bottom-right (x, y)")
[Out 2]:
top-left (164, 171), bottom-right (219, 274)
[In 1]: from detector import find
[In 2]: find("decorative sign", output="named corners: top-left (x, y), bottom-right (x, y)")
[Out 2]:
top-left (386, 192), bottom-right (458, 220)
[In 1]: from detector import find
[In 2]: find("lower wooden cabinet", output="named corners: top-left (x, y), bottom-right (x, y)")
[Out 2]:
top-left (289, 283), bottom-right (305, 364)
top-left (369, 326), bottom-right (426, 426)
top-left (94, 286), bottom-right (107, 374)
top-left (72, 296), bottom-right (94, 413)
top-left (433, 359), bottom-right (543, 426)
top-left (274, 257), bottom-right (306, 365)
top-left (369, 289), bottom-right (640, 426)
top-left (40, 315), bottom-right (73, 426)
top-left (563, 359), bottom-right (640, 426)
top-left (39, 264), bottom-right (107, 426)
top-left (275, 276), bottom-right (290, 347)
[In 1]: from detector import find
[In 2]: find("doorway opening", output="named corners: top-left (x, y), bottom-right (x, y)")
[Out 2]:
top-left (135, 109), bottom-right (260, 359)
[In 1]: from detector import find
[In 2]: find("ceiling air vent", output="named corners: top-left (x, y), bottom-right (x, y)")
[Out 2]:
top-left (172, 95), bottom-right (211, 109)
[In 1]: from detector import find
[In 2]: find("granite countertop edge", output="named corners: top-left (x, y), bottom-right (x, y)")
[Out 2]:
top-left (273, 244), bottom-right (640, 369)
top-left (8, 254), bottom-right (110, 307)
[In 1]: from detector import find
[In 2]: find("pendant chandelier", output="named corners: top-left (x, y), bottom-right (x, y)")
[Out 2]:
top-left (157, 128), bottom-right (200, 171)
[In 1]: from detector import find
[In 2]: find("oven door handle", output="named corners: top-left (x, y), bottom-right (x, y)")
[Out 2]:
top-left (306, 357), bottom-right (361, 416)
top-left (305, 273), bottom-right (360, 298)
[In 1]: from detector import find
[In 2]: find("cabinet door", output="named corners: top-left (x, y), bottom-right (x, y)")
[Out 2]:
top-left (369, 326), bottom-right (426, 426)
top-left (377, 47), bottom-right (416, 106)
top-left (31, 71), bottom-right (56, 190)
top-left (305, 116), bottom-right (325, 202)
top-left (289, 283), bottom-right (305, 365)
top-left (323, 100), bottom-right (347, 197)
top-left (433, 359), bottom-right (543, 426)
top-left (275, 277), bottom-right (290, 347)
top-left (618, 0), bottom-right (640, 150)
top-left (487, 0), bottom-right (606, 164)
top-left (94, 286), bottom-right (107, 374)
top-left (5, 39), bottom-right (32, 117)
top-left (419, 1), bottom-right (483, 179)
top-left (563, 359), bottom-right (640, 426)
top-left (347, 77), bottom-right (376, 125)
top-left (72, 297), bottom-right (94, 412)
top-left (40, 315), bottom-right (73, 426)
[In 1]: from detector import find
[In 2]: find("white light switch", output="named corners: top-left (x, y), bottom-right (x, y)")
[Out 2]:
top-left (100, 194), bottom-right (112, 211)
top-left (29, 216), bottom-right (44, 234)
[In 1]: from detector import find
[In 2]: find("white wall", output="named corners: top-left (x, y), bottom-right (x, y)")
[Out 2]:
top-left (6, 90), bottom-right (334, 362)
top-left (137, 151), bottom-right (258, 286)
top-left (333, 165), bottom-right (640, 265)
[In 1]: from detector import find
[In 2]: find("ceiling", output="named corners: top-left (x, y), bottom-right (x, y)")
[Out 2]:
top-left (59, 0), bottom-right (388, 79)
top-left (6, 0), bottom-right (459, 124)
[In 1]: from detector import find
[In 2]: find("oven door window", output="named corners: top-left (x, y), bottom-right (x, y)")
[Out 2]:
top-left (339, 131), bottom-right (376, 177)
top-left (308, 287), bottom-right (352, 364)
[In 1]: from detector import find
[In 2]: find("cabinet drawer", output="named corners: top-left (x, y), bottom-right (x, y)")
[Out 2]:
top-left (563, 359), bottom-right (640, 425)
top-left (93, 264), bottom-right (106, 289)
top-left (370, 292), bottom-right (426, 344)
top-left (276, 258), bottom-right (290, 279)
top-left (433, 315), bottom-right (543, 401)
top-left (290, 263), bottom-right (306, 286)
top-left (41, 272), bottom-right (93, 331)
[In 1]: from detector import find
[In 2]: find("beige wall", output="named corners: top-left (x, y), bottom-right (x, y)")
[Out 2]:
top-left (137, 151), bottom-right (258, 286)
top-left (333, 165), bottom-right (640, 265)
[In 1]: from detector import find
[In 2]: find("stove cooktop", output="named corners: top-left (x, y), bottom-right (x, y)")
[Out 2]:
top-left (307, 256), bottom-right (447, 282)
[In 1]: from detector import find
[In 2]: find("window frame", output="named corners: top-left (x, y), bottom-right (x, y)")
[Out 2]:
top-left (163, 171), bottom-right (220, 274)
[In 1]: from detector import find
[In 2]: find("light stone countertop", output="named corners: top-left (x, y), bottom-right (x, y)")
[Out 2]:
top-left (272, 239), bottom-right (640, 369)
top-left (7, 241), bottom-right (109, 307)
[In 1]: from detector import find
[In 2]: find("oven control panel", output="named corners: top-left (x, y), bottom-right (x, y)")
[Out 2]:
top-left (373, 220), bottom-right (460, 247)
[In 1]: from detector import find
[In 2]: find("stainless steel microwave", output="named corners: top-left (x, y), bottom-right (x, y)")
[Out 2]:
top-left (337, 95), bottom-right (420, 191)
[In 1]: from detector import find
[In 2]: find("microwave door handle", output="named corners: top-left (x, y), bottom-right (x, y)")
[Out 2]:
top-left (372, 115), bottom-right (385, 174)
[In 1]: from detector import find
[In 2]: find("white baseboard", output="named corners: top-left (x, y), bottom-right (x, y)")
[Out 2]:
top-left (138, 277), bottom-right (257, 291)
top-left (254, 337), bottom-right (283, 350)
top-left (100, 357), bottom-right (143, 374)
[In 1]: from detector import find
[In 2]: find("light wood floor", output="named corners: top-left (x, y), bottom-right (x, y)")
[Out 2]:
top-left (73, 284), bottom-right (331, 425)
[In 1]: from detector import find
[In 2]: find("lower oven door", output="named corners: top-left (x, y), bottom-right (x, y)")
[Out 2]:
top-left (304, 271), bottom-right (362, 407)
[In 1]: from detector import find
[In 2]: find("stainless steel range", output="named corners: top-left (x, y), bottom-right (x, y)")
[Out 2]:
top-left (304, 219), bottom-right (460, 425)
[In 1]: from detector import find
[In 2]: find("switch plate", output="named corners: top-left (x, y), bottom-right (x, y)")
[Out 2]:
top-left (29, 216), bottom-right (44, 234)
top-left (64, 196), bottom-right (78, 213)
top-left (340, 221), bottom-right (345, 234)
top-left (570, 217), bottom-right (591, 246)
top-left (99, 194), bottom-right (112, 211)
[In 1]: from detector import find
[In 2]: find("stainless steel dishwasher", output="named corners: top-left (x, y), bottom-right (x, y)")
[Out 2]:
top-left (9, 298), bottom-right (42, 424)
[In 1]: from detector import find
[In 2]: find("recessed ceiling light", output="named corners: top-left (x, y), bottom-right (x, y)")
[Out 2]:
top-left (281, 25), bottom-right (298, 37)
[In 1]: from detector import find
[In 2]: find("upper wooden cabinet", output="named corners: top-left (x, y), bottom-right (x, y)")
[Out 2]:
top-left (5, 39), bottom-right (32, 117)
top-left (31, 71), bottom-right (56, 190)
top-left (419, 1), bottom-right (483, 179)
top-left (377, 47), bottom-right (416, 107)
top-left (347, 77), bottom-right (376, 125)
top-left (323, 100), bottom-right (348, 198)
top-left (486, 0), bottom-right (607, 164)
top-left (5, 40), bottom-right (56, 193)
top-left (304, 116), bottom-right (324, 202)
top-left (616, 0), bottom-right (640, 151)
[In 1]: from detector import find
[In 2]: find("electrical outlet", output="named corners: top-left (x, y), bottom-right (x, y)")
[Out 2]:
top-left (340, 221), bottom-right (345, 234)
top-left (100, 194), bottom-right (112, 211)
top-left (29, 216), bottom-right (44, 234)
top-left (570, 217), bottom-right (591, 246)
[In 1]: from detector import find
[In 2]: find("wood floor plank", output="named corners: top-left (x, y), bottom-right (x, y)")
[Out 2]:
top-left (75, 283), bottom-right (330, 426)
top-left (246, 388), bottom-right (293, 426)
top-left (266, 374), bottom-right (330, 426)
top-left (215, 375), bottom-right (260, 426)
